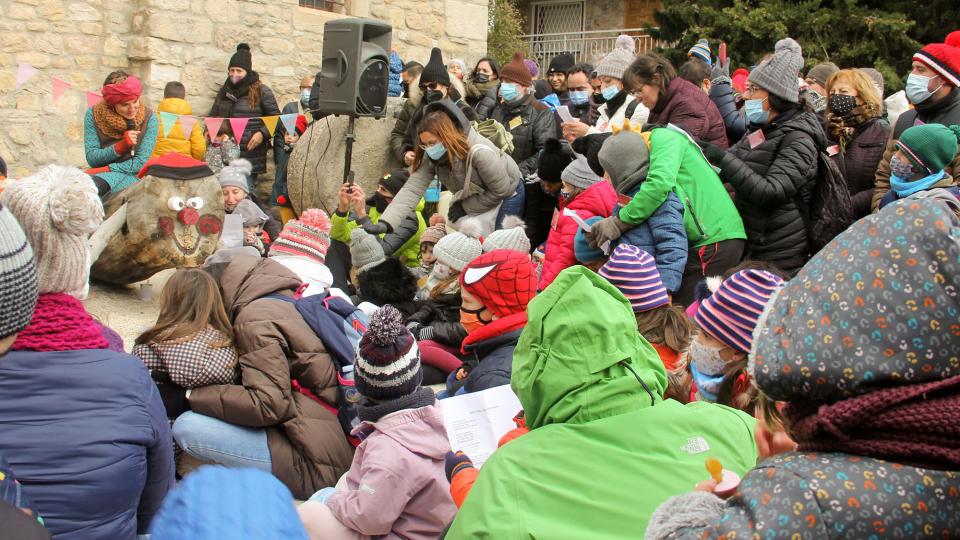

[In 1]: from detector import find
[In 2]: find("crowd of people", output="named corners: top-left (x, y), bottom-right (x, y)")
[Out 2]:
top-left (0, 27), bottom-right (959, 540)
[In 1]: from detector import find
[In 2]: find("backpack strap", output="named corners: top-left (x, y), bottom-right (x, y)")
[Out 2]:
top-left (893, 109), bottom-right (920, 140)
top-left (624, 99), bottom-right (640, 122)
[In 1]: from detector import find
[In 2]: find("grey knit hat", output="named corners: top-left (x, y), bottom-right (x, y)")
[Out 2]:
top-left (0, 203), bottom-right (38, 339)
top-left (561, 156), bottom-right (604, 189)
top-left (350, 228), bottom-right (386, 273)
top-left (483, 216), bottom-right (530, 254)
top-left (748, 38), bottom-right (804, 104)
top-left (218, 158), bottom-right (252, 192)
top-left (805, 62), bottom-right (839, 87)
top-left (598, 131), bottom-right (650, 192)
top-left (433, 218), bottom-right (483, 271)
top-left (594, 35), bottom-right (636, 80)
top-left (233, 199), bottom-right (269, 228)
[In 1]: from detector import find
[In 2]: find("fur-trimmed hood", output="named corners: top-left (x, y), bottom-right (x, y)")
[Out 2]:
top-left (406, 73), bottom-right (468, 109)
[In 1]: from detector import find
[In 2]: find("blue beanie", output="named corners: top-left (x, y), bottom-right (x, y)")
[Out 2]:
top-left (150, 467), bottom-right (308, 540)
top-left (574, 216), bottom-right (605, 263)
top-left (688, 39), bottom-right (712, 66)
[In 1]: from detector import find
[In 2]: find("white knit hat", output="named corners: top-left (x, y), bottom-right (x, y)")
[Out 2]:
top-left (1, 165), bottom-right (103, 299)
top-left (594, 35), bottom-right (636, 80)
top-left (433, 217), bottom-right (483, 271)
top-left (483, 215), bottom-right (530, 254)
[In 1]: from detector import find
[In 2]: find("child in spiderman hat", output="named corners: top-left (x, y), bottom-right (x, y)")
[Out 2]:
top-left (442, 249), bottom-right (538, 396)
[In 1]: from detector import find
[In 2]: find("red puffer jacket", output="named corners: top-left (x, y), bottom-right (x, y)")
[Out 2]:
top-left (539, 181), bottom-right (617, 289)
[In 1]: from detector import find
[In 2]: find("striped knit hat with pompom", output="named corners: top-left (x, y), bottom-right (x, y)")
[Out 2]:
top-left (268, 209), bottom-right (331, 264)
top-left (0, 203), bottom-right (38, 339)
top-left (695, 269), bottom-right (784, 353)
top-left (599, 244), bottom-right (669, 313)
top-left (354, 305), bottom-right (422, 401)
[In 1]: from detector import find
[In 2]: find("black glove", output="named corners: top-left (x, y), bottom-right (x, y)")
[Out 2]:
top-left (155, 381), bottom-right (190, 419)
top-left (447, 201), bottom-right (467, 224)
top-left (697, 140), bottom-right (726, 164)
top-left (361, 220), bottom-right (392, 235)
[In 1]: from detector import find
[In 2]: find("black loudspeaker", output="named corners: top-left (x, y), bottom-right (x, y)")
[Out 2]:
top-left (317, 18), bottom-right (392, 117)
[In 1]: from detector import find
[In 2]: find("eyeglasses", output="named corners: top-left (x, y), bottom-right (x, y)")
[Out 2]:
top-left (743, 85), bottom-right (764, 97)
top-left (420, 82), bottom-right (440, 91)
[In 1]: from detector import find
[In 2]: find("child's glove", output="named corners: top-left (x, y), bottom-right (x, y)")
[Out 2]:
top-left (586, 215), bottom-right (630, 248)
top-left (445, 450), bottom-right (475, 482)
top-left (447, 201), bottom-right (467, 223)
top-left (113, 130), bottom-right (138, 154)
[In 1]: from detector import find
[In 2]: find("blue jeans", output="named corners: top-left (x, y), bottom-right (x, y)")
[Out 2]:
top-left (495, 178), bottom-right (526, 229)
top-left (172, 411), bottom-right (272, 472)
top-left (309, 487), bottom-right (337, 505)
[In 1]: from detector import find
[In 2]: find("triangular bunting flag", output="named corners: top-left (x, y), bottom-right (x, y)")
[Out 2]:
top-left (16, 63), bottom-right (38, 89)
top-left (262, 115), bottom-right (279, 137)
top-left (179, 115), bottom-right (198, 137)
top-left (228, 117), bottom-right (249, 140)
top-left (159, 111), bottom-right (179, 138)
top-left (204, 117), bottom-right (224, 142)
top-left (52, 77), bottom-right (71, 102)
top-left (85, 91), bottom-right (104, 108)
top-left (279, 113), bottom-right (298, 136)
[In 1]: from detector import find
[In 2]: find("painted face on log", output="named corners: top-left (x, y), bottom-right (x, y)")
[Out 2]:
top-left (156, 196), bottom-right (222, 257)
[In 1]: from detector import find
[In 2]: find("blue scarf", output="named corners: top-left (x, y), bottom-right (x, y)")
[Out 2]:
top-left (891, 170), bottom-right (947, 197)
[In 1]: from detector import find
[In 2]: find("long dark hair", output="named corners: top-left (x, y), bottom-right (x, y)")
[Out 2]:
top-left (475, 57), bottom-right (500, 78)
top-left (135, 268), bottom-right (234, 347)
top-left (623, 53), bottom-right (677, 96)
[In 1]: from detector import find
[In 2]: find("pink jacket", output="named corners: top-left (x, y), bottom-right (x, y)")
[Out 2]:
top-left (327, 404), bottom-right (456, 539)
top-left (539, 181), bottom-right (617, 289)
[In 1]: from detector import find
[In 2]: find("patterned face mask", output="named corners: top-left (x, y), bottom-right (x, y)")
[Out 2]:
top-left (889, 154), bottom-right (916, 180)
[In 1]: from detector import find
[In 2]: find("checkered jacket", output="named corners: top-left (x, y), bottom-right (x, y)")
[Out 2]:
top-left (133, 327), bottom-right (238, 389)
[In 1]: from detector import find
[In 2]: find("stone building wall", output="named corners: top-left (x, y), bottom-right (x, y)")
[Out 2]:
top-left (0, 0), bottom-right (488, 176)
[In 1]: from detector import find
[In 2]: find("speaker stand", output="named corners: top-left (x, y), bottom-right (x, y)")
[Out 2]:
top-left (343, 115), bottom-right (357, 183)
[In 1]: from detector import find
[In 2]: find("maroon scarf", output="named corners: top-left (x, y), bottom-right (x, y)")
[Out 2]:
top-left (12, 293), bottom-right (109, 352)
top-left (784, 375), bottom-right (960, 470)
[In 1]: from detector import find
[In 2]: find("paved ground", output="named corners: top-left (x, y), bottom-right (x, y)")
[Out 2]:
top-left (83, 269), bottom-right (175, 350)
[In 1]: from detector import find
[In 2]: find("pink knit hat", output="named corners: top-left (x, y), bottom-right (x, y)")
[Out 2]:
top-left (695, 269), bottom-right (784, 353)
top-left (419, 223), bottom-right (446, 246)
top-left (268, 208), bottom-right (331, 264)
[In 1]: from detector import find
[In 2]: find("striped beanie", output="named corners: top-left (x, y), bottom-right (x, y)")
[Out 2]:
top-left (355, 305), bottom-right (422, 401)
top-left (695, 269), bottom-right (784, 353)
top-left (598, 244), bottom-right (668, 313)
top-left (688, 39), bottom-right (712, 66)
top-left (0, 203), bottom-right (38, 339)
top-left (913, 31), bottom-right (960, 88)
top-left (269, 209), bottom-right (331, 264)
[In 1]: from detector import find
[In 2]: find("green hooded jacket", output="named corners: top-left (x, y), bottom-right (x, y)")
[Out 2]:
top-left (446, 267), bottom-right (757, 539)
top-left (618, 127), bottom-right (746, 248)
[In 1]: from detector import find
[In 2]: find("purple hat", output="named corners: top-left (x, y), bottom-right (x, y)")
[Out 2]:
top-left (598, 244), bottom-right (669, 313)
top-left (524, 58), bottom-right (540, 79)
top-left (695, 269), bottom-right (784, 353)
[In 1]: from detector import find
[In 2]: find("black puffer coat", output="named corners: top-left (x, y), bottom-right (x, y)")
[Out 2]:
top-left (489, 95), bottom-right (558, 177)
top-left (209, 78), bottom-right (281, 175)
top-left (714, 109), bottom-right (825, 274)
top-left (407, 291), bottom-right (467, 349)
top-left (829, 117), bottom-right (889, 219)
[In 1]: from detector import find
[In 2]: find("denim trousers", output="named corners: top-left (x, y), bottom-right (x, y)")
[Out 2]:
top-left (172, 411), bottom-right (272, 472)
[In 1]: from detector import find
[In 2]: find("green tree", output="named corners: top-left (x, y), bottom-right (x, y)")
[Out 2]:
top-left (652, 0), bottom-right (919, 92)
top-left (487, 0), bottom-right (525, 66)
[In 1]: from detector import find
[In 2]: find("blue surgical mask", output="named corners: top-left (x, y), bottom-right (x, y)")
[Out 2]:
top-left (601, 85), bottom-right (621, 101)
top-left (300, 89), bottom-right (311, 104)
top-left (500, 83), bottom-right (520, 102)
top-left (744, 97), bottom-right (769, 125)
top-left (905, 74), bottom-right (943, 105)
top-left (569, 90), bottom-right (590, 106)
top-left (424, 143), bottom-right (447, 161)
top-left (689, 362), bottom-right (724, 403)
top-left (891, 170), bottom-right (946, 197)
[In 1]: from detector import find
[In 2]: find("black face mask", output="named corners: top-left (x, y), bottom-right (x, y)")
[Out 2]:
top-left (474, 73), bottom-right (490, 84)
top-left (592, 92), bottom-right (606, 104)
top-left (370, 193), bottom-right (390, 214)
top-left (401, 81), bottom-right (409, 95)
top-left (829, 94), bottom-right (859, 116)
top-left (424, 89), bottom-right (444, 103)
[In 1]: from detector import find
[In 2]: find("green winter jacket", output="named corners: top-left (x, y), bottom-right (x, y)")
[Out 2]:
top-left (330, 198), bottom-right (426, 267)
top-left (446, 267), bottom-right (757, 539)
top-left (619, 127), bottom-right (746, 248)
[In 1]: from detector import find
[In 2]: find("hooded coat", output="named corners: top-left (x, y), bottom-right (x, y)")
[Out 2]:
top-left (447, 267), bottom-right (758, 538)
top-left (539, 180), bottom-right (617, 288)
top-left (712, 109), bottom-right (825, 273)
top-left (380, 100), bottom-right (521, 231)
top-left (648, 196), bottom-right (960, 539)
top-left (209, 77), bottom-right (282, 175)
top-left (647, 77), bottom-right (728, 148)
top-left (151, 97), bottom-right (206, 161)
top-left (188, 256), bottom-right (354, 499)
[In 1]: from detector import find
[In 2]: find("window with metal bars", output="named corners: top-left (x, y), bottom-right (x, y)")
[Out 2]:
top-left (299, 0), bottom-right (346, 13)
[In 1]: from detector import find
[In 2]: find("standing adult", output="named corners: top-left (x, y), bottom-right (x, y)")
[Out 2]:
top-left (172, 254), bottom-right (355, 500)
top-left (545, 53), bottom-right (575, 104)
top-left (562, 63), bottom-right (597, 125)
top-left (624, 53), bottom-right (728, 147)
top-left (84, 72), bottom-right (159, 198)
top-left (699, 38), bottom-right (823, 275)
top-left (209, 43), bottom-right (282, 186)
top-left (824, 69), bottom-right (889, 218)
top-left (560, 35), bottom-right (649, 142)
top-left (273, 75), bottom-right (315, 223)
top-left (373, 100), bottom-right (521, 236)
top-left (873, 31), bottom-right (960, 210)
top-left (0, 166), bottom-right (174, 539)
top-left (803, 62), bottom-right (839, 99)
top-left (464, 57), bottom-right (500, 110)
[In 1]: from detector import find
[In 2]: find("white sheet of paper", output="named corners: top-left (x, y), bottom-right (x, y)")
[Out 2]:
top-left (562, 207), bottom-right (592, 232)
top-left (439, 384), bottom-right (523, 468)
top-left (221, 214), bottom-right (244, 248)
top-left (557, 106), bottom-right (574, 124)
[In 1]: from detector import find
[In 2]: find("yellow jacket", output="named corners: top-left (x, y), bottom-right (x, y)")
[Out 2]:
top-left (151, 98), bottom-right (206, 161)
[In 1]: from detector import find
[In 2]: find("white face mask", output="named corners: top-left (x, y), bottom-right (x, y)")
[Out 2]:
top-left (430, 261), bottom-right (455, 281)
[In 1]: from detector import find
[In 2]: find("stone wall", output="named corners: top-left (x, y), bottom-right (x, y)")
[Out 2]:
top-left (0, 0), bottom-right (488, 177)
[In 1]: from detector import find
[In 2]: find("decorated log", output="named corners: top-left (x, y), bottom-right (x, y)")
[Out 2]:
top-left (91, 154), bottom-right (224, 284)
top-left (287, 97), bottom-right (404, 216)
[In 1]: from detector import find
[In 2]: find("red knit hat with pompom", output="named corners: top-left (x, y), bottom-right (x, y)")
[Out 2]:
top-left (459, 249), bottom-right (537, 319)
top-left (914, 31), bottom-right (960, 87)
top-left (268, 208), bottom-right (331, 264)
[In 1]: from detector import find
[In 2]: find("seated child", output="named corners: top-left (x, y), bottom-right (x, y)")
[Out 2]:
top-left (572, 216), bottom-right (608, 271)
top-left (415, 223), bottom-right (447, 300)
top-left (152, 81), bottom-right (206, 161)
top-left (879, 123), bottom-right (960, 209)
top-left (234, 199), bottom-right (270, 256)
top-left (297, 306), bottom-right (456, 540)
top-left (481, 216), bottom-right (530, 255)
top-left (349, 228), bottom-right (419, 317)
top-left (268, 208), bottom-right (351, 301)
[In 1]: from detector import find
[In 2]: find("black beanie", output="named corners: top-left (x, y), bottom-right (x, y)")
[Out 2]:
top-left (533, 79), bottom-right (553, 99)
top-left (547, 53), bottom-right (575, 74)
top-left (537, 138), bottom-right (573, 184)
top-left (420, 48), bottom-right (451, 87)
top-left (572, 133), bottom-right (612, 177)
top-left (229, 43), bottom-right (252, 72)
top-left (378, 169), bottom-right (410, 196)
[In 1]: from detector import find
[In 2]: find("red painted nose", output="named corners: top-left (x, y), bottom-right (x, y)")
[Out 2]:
top-left (178, 207), bottom-right (199, 226)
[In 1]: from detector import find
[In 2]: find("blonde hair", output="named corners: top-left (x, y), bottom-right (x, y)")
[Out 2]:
top-left (826, 68), bottom-right (882, 117)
